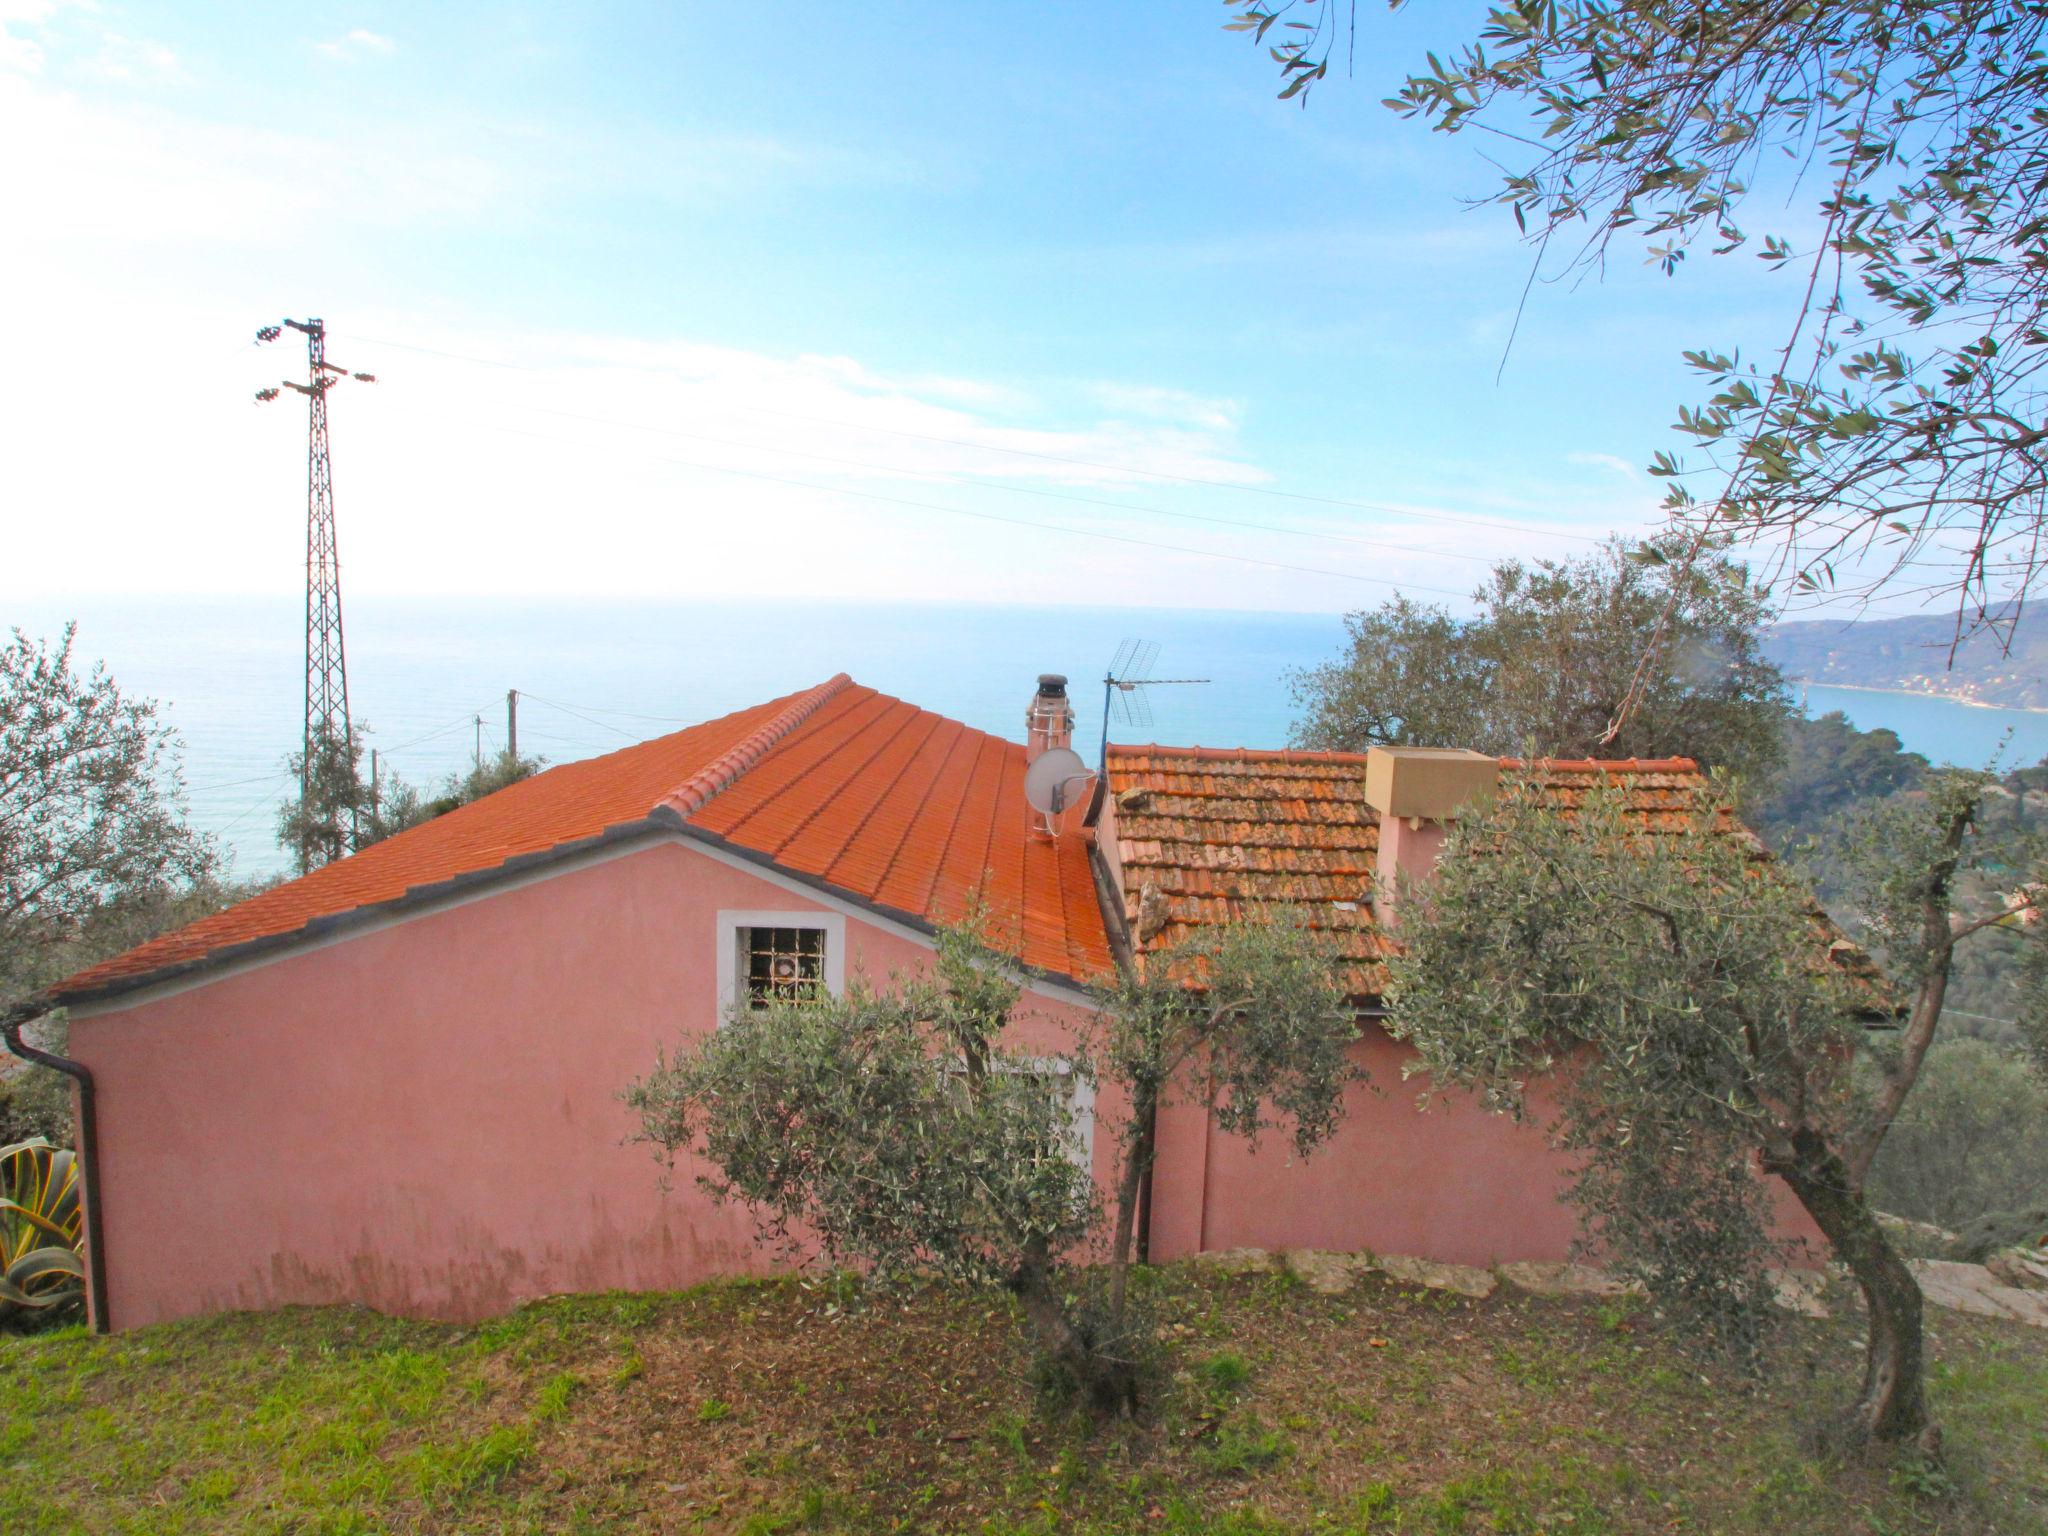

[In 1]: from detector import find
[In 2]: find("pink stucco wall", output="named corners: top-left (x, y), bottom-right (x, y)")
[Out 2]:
top-left (1148, 1029), bottom-right (1821, 1267)
top-left (66, 834), bottom-right (1817, 1332)
top-left (1148, 1029), bottom-right (1582, 1265)
top-left (66, 836), bottom-right (1109, 1330)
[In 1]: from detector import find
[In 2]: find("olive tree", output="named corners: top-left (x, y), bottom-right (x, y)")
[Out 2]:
top-left (275, 724), bottom-right (376, 876)
top-left (1383, 779), bottom-right (1948, 1446)
top-left (1230, 0), bottom-right (2048, 641)
top-left (1096, 919), bottom-right (1358, 1314)
top-left (1290, 536), bottom-right (1788, 783)
top-left (1, 626), bottom-right (215, 1005)
top-left (1866, 1038), bottom-right (2048, 1231)
top-left (625, 914), bottom-right (1353, 1414)
top-left (1829, 769), bottom-right (2048, 1196)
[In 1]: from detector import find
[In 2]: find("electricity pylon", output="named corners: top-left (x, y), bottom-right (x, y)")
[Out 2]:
top-left (255, 318), bottom-right (377, 868)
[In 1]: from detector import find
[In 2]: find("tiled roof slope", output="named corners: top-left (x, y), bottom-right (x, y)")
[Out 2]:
top-left (52, 678), bottom-right (1113, 1002)
top-left (1103, 745), bottom-right (1824, 1002)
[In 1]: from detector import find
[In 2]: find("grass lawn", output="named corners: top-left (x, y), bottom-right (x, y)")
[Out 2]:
top-left (4, 1262), bottom-right (2044, 1534)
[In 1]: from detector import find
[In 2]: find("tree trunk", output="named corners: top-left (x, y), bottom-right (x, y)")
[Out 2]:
top-left (1843, 795), bottom-right (1973, 1193)
top-left (1106, 1085), bottom-right (1158, 1318)
top-left (1768, 1125), bottom-right (1934, 1448)
top-left (1010, 1241), bottom-right (1136, 1417)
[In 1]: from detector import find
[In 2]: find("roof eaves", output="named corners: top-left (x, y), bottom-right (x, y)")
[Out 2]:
top-left (45, 815), bottom-right (673, 1011)
top-left (656, 672), bottom-right (854, 821)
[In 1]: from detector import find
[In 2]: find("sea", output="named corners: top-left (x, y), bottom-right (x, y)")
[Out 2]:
top-left (11, 594), bottom-right (2048, 880)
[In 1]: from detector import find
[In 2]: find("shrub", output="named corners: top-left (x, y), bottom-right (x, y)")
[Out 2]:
top-left (0, 1137), bottom-right (84, 1325)
top-left (1866, 1039), bottom-right (2048, 1230)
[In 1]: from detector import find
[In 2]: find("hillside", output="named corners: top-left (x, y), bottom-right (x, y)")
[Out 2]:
top-left (1765, 607), bottom-right (2048, 709)
top-left (5, 1265), bottom-right (2043, 1535)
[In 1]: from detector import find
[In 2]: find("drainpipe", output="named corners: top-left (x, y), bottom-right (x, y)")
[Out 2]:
top-left (2, 1002), bottom-right (110, 1333)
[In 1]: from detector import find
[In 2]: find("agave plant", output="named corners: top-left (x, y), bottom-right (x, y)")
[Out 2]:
top-left (0, 1137), bottom-right (84, 1319)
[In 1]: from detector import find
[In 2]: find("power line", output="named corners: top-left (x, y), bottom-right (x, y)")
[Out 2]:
top-left (376, 713), bottom-right (493, 757)
top-left (513, 696), bottom-right (693, 724)
top-left (184, 768), bottom-right (295, 795)
top-left (516, 690), bottom-right (651, 742)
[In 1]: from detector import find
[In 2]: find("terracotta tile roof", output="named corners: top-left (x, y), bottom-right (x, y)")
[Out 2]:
top-left (1102, 745), bottom-right (1874, 1003)
top-left (52, 678), bottom-right (1114, 1002)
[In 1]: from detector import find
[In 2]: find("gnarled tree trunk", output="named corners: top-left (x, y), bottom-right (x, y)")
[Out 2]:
top-left (1105, 1085), bottom-right (1158, 1317)
top-left (1768, 1125), bottom-right (1933, 1448)
top-left (1010, 1240), bottom-right (1136, 1417)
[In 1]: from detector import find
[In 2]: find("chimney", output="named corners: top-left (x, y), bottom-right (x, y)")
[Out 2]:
top-left (1363, 746), bottom-right (1500, 927)
top-left (1025, 674), bottom-right (1074, 764)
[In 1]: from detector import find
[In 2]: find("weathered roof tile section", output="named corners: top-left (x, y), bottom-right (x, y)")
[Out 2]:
top-left (1102, 745), bottom-right (1769, 1001)
top-left (54, 677), bottom-right (1113, 1001)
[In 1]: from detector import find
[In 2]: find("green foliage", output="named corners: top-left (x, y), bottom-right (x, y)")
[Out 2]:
top-left (1233, 0), bottom-right (2048, 626)
top-left (1193, 1351), bottom-right (1252, 1397)
top-left (624, 933), bottom-right (1096, 1291)
top-left (1383, 779), bottom-right (1861, 1347)
top-left (626, 912), bottom-right (1351, 1414)
top-left (1867, 1039), bottom-right (2048, 1230)
top-left (1815, 767), bottom-right (2048, 1141)
top-left (1, 625), bottom-right (217, 1003)
top-left (0, 1017), bottom-right (74, 1147)
top-left (281, 721), bottom-right (544, 872)
top-left (276, 723), bottom-right (379, 876)
top-left (0, 1137), bottom-right (83, 1324)
top-left (1101, 918), bottom-right (1358, 1161)
top-left (625, 916), bottom-right (1114, 1400)
top-left (1195, 1419), bottom-right (1287, 1476)
top-left (368, 749), bottom-right (545, 842)
top-left (1, 1272), bottom-right (2045, 1532)
top-left (697, 1395), bottom-right (733, 1423)
top-left (1746, 712), bottom-right (1928, 851)
top-left (1289, 536), bottom-right (1787, 784)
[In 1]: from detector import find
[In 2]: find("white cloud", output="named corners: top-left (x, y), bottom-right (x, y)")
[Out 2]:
top-left (315, 28), bottom-right (395, 63)
top-left (0, 28), bottom-right (1658, 617)
top-left (1086, 382), bottom-right (1241, 434)
top-left (79, 31), bottom-right (180, 82)
top-left (0, 0), bottom-right (67, 74)
top-left (1, 4), bottom-right (182, 82)
top-left (0, 71), bottom-right (506, 246)
top-left (1567, 451), bottom-right (1642, 483)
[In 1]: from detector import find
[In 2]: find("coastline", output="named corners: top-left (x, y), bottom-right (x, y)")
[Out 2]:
top-left (1794, 679), bottom-right (2048, 716)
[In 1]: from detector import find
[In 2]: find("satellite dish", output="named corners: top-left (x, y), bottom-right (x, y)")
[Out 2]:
top-left (1024, 746), bottom-right (1093, 816)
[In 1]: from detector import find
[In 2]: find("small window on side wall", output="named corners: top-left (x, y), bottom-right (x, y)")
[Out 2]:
top-left (740, 924), bottom-right (827, 1009)
top-left (716, 910), bottom-right (846, 1019)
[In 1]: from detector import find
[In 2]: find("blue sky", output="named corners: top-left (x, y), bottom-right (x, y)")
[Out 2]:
top-left (2, 1), bottom-right (1857, 615)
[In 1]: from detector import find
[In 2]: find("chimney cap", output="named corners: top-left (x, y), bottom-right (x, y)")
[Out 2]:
top-left (1363, 746), bottom-right (1500, 822)
top-left (1035, 674), bottom-right (1068, 696)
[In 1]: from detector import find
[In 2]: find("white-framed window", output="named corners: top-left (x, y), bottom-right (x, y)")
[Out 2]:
top-left (715, 910), bottom-right (847, 1016)
top-left (944, 1055), bottom-right (1097, 1173)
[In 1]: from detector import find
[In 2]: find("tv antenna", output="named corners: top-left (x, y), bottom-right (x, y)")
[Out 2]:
top-left (1099, 639), bottom-right (1209, 766)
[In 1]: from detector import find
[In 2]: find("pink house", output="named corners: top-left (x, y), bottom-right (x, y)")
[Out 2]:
top-left (27, 672), bottom-right (1779, 1331)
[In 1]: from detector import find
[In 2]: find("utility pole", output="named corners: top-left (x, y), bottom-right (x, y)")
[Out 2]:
top-left (506, 689), bottom-right (519, 762)
top-left (474, 714), bottom-right (484, 773)
top-left (255, 318), bottom-right (377, 869)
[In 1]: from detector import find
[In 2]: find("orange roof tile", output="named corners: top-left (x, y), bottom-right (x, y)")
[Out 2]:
top-left (1101, 745), bottom-right (1862, 1003)
top-left (53, 678), bottom-right (1115, 1002)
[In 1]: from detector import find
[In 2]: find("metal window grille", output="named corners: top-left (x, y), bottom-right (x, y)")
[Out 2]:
top-left (740, 925), bottom-right (827, 1008)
